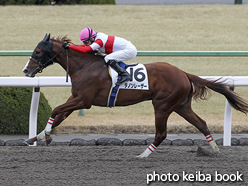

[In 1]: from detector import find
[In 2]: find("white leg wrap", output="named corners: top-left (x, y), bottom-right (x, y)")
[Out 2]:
top-left (45, 117), bottom-right (54, 135)
top-left (137, 144), bottom-right (156, 158)
top-left (45, 124), bottom-right (52, 135)
top-left (206, 135), bottom-right (219, 152)
top-left (37, 130), bottom-right (45, 141)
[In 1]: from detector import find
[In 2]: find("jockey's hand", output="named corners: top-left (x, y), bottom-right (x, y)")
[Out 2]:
top-left (62, 43), bottom-right (70, 49)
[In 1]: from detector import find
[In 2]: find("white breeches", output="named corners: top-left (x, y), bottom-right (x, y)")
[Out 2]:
top-left (104, 41), bottom-right (137, 63)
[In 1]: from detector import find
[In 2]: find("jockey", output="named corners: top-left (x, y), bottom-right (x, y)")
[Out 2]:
top-left (63, 28), bottom-right (137, 85)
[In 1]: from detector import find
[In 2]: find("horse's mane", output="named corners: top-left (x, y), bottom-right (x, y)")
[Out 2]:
top-left (51, 36), bottom-right (71, 44)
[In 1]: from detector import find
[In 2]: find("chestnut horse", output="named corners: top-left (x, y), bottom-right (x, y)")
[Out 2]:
top-left (23, 34), bottom-right (248, 157)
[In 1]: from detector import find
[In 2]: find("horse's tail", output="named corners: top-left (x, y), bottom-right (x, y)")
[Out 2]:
top-left (185, 72), bottom-right (248, 114)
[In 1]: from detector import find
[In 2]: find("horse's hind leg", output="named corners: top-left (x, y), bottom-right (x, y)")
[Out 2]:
top-left (175, 99), bottom-right (219, 152)
top-left (137, 90), bottom-right (185, 158)
top-left (137, 111), bottom-right (169, 158)
top-left (137, 79), bottom-right (191, 158)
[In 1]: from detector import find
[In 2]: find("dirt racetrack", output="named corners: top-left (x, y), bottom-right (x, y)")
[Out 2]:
top-left (0, 145), bottom-right (246, 186)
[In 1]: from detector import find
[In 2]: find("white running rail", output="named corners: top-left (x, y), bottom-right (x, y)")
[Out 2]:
top-left (0, 76), bottom-right (248, 146)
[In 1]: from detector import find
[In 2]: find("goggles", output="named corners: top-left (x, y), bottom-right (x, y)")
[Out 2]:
top-left (81, 39), bottom-right (90, 45)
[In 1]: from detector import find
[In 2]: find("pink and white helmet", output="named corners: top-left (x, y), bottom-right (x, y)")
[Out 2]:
top-left (80, 28), bottom-right (97, 42)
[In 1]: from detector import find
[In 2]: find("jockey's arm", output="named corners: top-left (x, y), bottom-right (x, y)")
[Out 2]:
top-left (69, 44), bottom-right (93, 53)
top-left (69, 39), bottom-right (103, 53)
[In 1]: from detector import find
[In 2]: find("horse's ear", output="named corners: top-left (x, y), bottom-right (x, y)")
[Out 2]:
top-left (42, 34), bottom-right (48, 41)
top-left (42, 33), bottom-right (50, 42)
top-left (47, 33), bottom-right (50, 41)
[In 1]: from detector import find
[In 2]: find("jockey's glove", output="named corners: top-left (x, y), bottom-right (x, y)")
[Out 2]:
top-left (62, 43), bottom-right (70, 49)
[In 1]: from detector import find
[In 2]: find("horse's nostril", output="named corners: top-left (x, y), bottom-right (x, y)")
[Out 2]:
top-left (23, 69), bottom-right (29, 74)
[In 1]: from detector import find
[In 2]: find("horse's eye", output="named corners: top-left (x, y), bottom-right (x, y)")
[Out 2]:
top-left (36, 51), bottom-right (40, 55)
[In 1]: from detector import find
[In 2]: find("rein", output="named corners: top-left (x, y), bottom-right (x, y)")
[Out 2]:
top-left (66, 48), bottom-right (69, 82)
top-left (70, 55), bottom-right (95, 76)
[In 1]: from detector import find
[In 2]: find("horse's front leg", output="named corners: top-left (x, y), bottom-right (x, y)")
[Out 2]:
top-left (24, 110), bottom-right (73, 145)
top-left (38, 96), bottom-right (89, 144)
top-left (24, 95), bottom-right (82, 145)
top-left (45, 97), bottom-right (90, 143)
top-left (44, 110), bottom-right (74, 145)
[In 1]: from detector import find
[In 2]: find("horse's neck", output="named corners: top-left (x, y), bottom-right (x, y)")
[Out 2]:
top-left (55, 48), bottom-right (105, 76)
top-left (70, 51), bottom-right (98, 71)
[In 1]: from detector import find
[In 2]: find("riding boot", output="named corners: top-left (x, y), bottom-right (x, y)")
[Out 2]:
top-left (107, 60), bottom-right (131, 85)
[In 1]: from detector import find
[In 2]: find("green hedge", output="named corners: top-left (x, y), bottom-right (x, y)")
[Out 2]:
top-left (0, 87), bottom-right (52, 134)
top-left (54, 0), bottom-right (116, 5)
top-left (0, 0), bottom-right (116, 5)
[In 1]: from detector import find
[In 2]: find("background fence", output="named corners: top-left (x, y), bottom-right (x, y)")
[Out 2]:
top-left (2, 50), bottom-right (248, 56)
top-left (1, 50), bottom-right (248, 146)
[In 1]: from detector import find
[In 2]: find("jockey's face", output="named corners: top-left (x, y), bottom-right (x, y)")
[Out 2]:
top-left (83, 38), bottom-right (95, 46)
top-left (83, 40), bottom-right (90, 46)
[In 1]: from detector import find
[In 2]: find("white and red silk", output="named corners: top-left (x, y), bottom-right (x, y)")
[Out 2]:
top-left (69, 35), bottom-right (115, 54)
top-left (69, 33), bottom-right (128, 54)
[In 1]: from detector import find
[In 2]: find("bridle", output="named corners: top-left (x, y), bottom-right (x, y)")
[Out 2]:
top-left (30, 42), bottom-right (95, 82)
top-left (30, 47), bottom-right (65, 74)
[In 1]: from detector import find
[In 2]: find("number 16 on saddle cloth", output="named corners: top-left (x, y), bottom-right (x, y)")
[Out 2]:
top-left (108, 62), bottom-right (149, 107)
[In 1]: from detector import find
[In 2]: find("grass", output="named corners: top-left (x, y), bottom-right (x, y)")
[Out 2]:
top-left (0, 5), bottom-right (248, 133)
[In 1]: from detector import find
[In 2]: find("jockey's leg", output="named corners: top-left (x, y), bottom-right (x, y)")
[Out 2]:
top-left (107, 60), bottom-right (131, 85)
top-left (104, 42), bottom-right (137, 85)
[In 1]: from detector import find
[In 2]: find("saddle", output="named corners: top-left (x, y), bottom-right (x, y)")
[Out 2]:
top-left (124, 62), bottom-right (139, 68)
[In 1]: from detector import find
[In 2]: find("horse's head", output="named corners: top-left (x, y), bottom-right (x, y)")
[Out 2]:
top-left (23, 33), bottom-right (54, 77)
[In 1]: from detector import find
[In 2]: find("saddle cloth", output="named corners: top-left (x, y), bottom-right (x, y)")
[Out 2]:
top-left (107, 62), bottom-right (149, 107)
top-left (109, 62), bottom-right (149, 90)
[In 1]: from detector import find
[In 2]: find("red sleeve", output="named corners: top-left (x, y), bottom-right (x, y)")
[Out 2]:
top-left (69, 44), bottom-right (93, 53)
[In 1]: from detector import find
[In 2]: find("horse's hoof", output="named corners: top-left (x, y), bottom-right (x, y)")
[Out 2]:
top-left (46, 138), bottom-right (53, 146)
top-left (136, 154), bottom-right (147, 158)
top-left (23, 139), bottom-right (34, 146)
